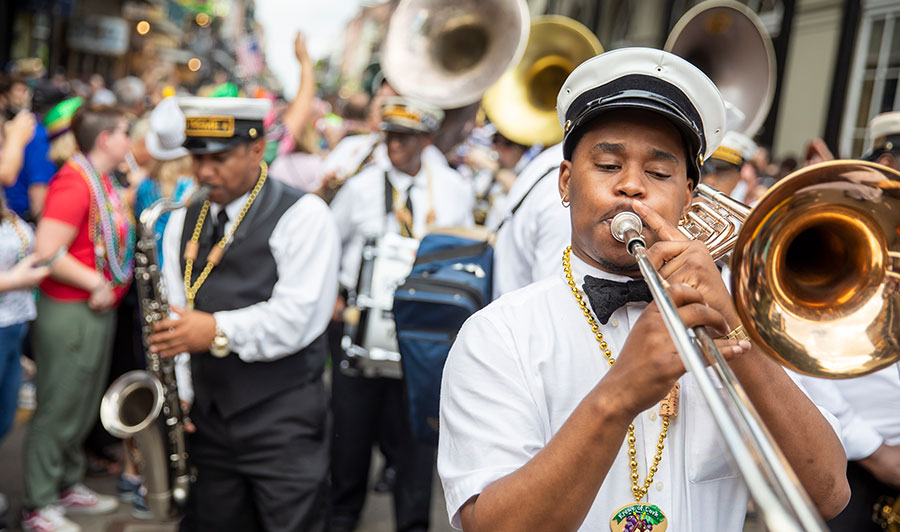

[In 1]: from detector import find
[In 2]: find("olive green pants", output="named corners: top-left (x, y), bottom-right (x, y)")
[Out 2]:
top-left (24, 297), bottom-right (116, 509)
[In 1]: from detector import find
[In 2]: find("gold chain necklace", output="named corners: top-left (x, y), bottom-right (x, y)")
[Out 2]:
top-left (562, 246), bottom-right (670, 502)
top-left (183, 162), bottom-right (268, 310)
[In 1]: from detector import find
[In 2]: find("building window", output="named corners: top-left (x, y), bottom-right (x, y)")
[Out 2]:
top-left (840, 0), bottom-right (900, 157)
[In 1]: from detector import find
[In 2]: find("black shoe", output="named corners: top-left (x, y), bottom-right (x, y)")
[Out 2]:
top-left (373, 465), bottom-right (397, 493)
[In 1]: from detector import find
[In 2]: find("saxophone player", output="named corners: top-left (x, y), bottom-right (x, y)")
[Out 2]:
top-left (147, 97), bottom-right (340, 532)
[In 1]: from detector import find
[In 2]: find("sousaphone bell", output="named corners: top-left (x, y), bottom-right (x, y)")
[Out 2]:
top-left (483, 15), bottom-right (603, 147)
top-left (381, 0), bottom-right (530, 109)
top-left (665, 0), bottom-right (776, 136)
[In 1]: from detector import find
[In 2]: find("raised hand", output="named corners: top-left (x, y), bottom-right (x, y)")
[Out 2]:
top-left (294, 31), bottom-right (310, 64)
top-left (4, 110), bottom-right (36, 147)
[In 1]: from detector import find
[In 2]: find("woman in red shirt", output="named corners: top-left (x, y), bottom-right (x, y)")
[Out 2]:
top-left (23, 106), bottom-right (135, 532)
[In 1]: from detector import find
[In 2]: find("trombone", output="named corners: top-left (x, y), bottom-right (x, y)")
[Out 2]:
top-left (611, 160), bottom-right (900, 532)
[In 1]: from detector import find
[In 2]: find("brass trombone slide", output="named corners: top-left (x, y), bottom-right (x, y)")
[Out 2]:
top-left (608, 159), bottom-right (900, 531)
top-left (610, 211), bottom-right (826, 532)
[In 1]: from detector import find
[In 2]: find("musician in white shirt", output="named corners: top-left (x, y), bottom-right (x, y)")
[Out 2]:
top-left (438, 48), bottom-right (849, 532)
top-left (490, 142), bottom-right (565, 298)
top-left (328, 96), bottom-right (472, 532)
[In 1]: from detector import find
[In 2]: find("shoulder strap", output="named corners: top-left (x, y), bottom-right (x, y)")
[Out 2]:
top-left (495, 165), bottom-right (559, 232)
top-left (384, 170), bottom-right (393, 215)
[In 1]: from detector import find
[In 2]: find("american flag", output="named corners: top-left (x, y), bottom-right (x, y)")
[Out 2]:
top-left (235, 35), bottom-right (265, 78)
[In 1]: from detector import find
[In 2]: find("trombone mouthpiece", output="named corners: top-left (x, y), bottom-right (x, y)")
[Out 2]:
top-left (610, 212), bottom-right (643, 243)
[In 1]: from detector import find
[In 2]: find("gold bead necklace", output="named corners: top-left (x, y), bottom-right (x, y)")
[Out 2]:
top-left (183, 162), bottom-right (268, 309)
top-left (562, 246), bottom-right (670, 502)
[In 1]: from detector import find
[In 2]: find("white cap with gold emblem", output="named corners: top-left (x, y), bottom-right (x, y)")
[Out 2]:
top-left (866, 111), bottom-right (900, 160)
top-left (177, 96), bottom-right (272, 154)
top-left (556, 47), bottom-right (726, 184)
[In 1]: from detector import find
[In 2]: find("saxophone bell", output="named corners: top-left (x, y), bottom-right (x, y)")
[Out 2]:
top-left (100, 187), bottom-right (203, 519)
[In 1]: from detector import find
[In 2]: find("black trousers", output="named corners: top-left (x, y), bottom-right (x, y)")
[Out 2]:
top-left (329, 324), bottom-right (434, 532)
top-left (180, 380), bottom-right (330, 532)
top-left (827, 461), bottom-right (893, 532)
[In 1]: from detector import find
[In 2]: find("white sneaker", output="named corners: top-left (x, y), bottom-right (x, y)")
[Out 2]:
top-left (21, 505), bottom-right (81, 532)
top-left (57, 483), bottom-right (118, 515)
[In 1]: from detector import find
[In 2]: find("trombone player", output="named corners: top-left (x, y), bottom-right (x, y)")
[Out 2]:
top-left (437, 48), bottom-right (849, 531)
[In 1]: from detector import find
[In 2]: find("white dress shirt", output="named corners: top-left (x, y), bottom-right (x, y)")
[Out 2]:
top-left (481, 149), bottom-right (539, 230)
top-left (330, 159), bottom-right (474, 291)
top-left (438, 251), bottom-right (840, 531)
top-left (794, 369), bottom-right (900, 460)
top-left (321, 133), bottom-right (387, 179)
top-left (491, 143), bottom-right (569, 299)
top-left (163, 191), bottom-right (340, 405)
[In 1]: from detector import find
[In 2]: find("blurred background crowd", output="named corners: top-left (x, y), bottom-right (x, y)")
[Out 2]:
top-left (0, 0), bottom-right (899, 531)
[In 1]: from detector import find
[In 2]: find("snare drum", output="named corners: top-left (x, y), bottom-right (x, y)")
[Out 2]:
top-left (341, 233), bottom-right (419, 378)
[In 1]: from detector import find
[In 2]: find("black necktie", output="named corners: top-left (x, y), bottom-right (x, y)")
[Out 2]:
top-left (582, 275), bottom-right (653, 325)
top-left (212, 209), bottom-right (229, 243)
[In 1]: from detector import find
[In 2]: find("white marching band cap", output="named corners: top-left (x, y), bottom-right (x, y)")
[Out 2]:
top-left (866, 111), bottom-right (900, 158)
top-left (177, 96), bottom-right (272, 154)
top-left (146, 96), bottom-right (189, 161)
top-left (380, 96), bottom-right (444, 134)
top-left (709, 130), bottom-right (757, 167)
top-left (556, 47), bottom-right (727, 183)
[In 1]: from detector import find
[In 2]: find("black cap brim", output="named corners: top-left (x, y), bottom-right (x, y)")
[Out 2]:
top-left (380, 122), bottom-right (430, 135)
top-left (562, 75), bottom-right (706, 184)
top-left (184, 135), bottom-right (262, 155)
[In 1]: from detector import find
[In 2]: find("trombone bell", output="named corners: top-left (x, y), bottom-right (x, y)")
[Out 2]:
top-left (730, 160), bottom-right (900, 378)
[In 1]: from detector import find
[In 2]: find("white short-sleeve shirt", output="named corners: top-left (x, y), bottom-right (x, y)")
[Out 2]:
top-left (438, 251), bottom-right (839, 531)
top-left (795, 368), bottom-right (900, 460)
top-left (492, 143), bottom-right (569, 299)
top-left (330, 160), bottom-right (474, 291)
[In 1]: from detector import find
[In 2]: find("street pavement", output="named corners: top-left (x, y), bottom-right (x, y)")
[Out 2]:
top-left (0, 413), bottom-right (454, 532)
top-left (0, 409), bottom-right (764, 532)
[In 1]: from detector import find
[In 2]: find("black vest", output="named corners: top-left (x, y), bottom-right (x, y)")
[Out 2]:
top-left (180, 177), bottom-right (326, 419)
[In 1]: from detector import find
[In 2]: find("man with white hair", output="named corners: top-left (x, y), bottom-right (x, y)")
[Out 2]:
top-left (113, 76), bottom-right (147, 118)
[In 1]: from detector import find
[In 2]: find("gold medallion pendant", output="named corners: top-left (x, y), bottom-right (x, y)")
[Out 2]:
top-left (609, 502), bottom-right (668, 532)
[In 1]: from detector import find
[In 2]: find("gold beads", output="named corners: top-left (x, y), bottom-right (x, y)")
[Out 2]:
top-left (564, 246), bottom-right (671, 503)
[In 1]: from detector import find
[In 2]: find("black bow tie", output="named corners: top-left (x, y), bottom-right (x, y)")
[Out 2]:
top-left (582, 275), bottom-right (653, 325)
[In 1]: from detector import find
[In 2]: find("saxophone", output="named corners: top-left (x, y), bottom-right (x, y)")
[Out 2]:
top-left (99, 186), bottom-right (209, 519)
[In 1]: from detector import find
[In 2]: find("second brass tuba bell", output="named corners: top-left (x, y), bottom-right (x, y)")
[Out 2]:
top-left (483, 15), bottom-right (603, 147)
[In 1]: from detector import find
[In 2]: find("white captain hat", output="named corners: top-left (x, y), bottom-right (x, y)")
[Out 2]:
top-left (865, 111), bottom-right (900, 160)
top-left (706, 130), bottom-right (757, 170)
top-left (380, 97), bottom-right (444, 134)
top-left (557, 47), bottom-right (726, 183)
top-left (177, 96), bottom-right (272, 154)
